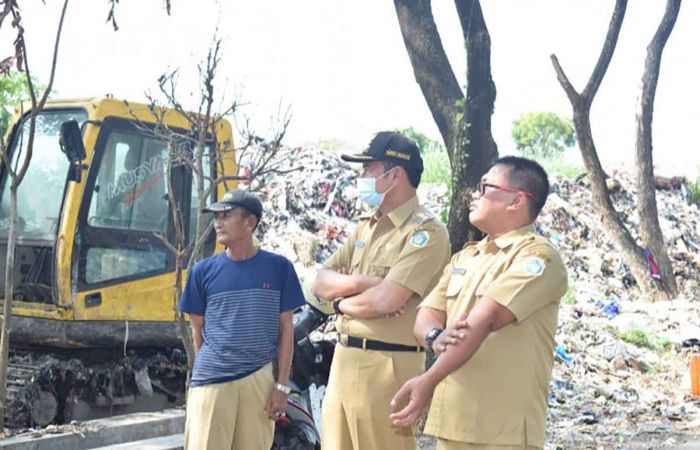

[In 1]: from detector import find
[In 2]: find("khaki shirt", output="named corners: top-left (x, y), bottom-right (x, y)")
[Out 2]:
top-left (324, 196), bottom-right (450, 346)
top-left (421, 224), bottom-right (567, 448)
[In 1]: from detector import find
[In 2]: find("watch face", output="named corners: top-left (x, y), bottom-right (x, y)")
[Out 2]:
top-left (427, 327), bottom-right (443, 344)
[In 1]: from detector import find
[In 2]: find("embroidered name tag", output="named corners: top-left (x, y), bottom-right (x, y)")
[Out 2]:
top-left (451, 267), bottom-right (466, 275)
top-left (355, 240), bottom-right (365, 248)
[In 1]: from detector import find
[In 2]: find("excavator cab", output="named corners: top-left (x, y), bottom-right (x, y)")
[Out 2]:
top-left (0, 98), bottom-right (236, 349)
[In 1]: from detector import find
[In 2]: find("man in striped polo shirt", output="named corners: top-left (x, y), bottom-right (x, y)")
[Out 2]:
top-left (180, 189), bottom-right (305, 450)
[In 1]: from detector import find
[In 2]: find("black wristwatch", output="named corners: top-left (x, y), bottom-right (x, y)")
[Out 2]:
top-left (332, 298), bottom-right (344, 315)
top-left (425, 327), bottom-right (444, 352)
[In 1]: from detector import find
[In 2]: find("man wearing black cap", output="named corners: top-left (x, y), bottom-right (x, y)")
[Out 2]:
top-left (179, 189), bottom-right (305, 450)
top-left (313, 131), bottom-right (451, 450)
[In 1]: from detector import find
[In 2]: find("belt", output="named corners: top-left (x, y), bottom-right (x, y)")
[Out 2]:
top-left (340, 334), bottom-right (424, 353)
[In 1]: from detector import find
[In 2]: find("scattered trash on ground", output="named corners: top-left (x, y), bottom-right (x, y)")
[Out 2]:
top-left (5, 146), bottom-right (699, 449)
top-left (252, 151), bottom-right (700, 449)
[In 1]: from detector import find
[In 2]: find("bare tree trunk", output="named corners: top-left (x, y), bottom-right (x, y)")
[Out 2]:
top-left (634, 0), bottom-right (681, 298)
top-left (451, 0), bottom-right (498, 253)
top-left (393, 0), bottom-right (497, 253)
top-left (0, 0), bottom-right (70, 428)
top-left (174, 254), bottom-right (195, 373)
top-left (551, 0), bottom-right (671, 301)
top-left (0, 190), bottom-right (17, 428)
top-left (163, 148), bottom-right (196, 374)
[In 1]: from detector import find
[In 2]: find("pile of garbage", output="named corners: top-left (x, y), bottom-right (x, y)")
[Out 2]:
top-left (539, 172), bottom-right (700, 299)
top-left (254, 146), bottom-right (362, 283)
top-left (4, 348), bottom-right (187, 430)
top-left (253, 147), bottom-right (700, 449)
top-left (537, 172), bottom-right (700, 449)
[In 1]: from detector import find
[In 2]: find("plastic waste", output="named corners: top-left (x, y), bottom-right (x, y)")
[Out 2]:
top-left (134, 361), bottom-right (153, 397)
top-left (691, 354), bottom-right (700, 398)
top-left (595, 298), bottom-right (620, 319)
top-left (555, 345), bottom-right (573, 364)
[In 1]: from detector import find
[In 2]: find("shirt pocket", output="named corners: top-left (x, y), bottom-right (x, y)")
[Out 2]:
top-left (445, 272), bottom-right (467, 301)
top-left (350, 246), bottom-right (365, 272)
top-left (369, 244), bottom-right (400, 277)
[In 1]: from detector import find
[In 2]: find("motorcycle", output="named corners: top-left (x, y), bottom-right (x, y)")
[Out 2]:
top-left (272, 303), bottom-right (334, 450)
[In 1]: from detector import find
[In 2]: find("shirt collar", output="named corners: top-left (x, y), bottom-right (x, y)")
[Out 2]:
top-left (477, 223), bottom-right (537, 251)
top-left (371, 195), bottom-right (419, 227)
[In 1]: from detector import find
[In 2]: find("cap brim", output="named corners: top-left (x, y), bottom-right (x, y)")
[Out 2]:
top-left (341, 153), bottom-right (379, 163)
top-left (202, 202), bottom-right (236, 213)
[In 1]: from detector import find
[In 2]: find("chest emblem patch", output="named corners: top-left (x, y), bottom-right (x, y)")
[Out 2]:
top-left (410, 230), bottom-right (430, 248)
top-left (524, 257), bottom-right (545, 277)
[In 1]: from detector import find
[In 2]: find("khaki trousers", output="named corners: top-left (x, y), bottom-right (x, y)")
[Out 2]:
top-left (437, 438), bottom-right (540, 450)
top-left (435, 438), bottom-right (542, 450)
top-left (321, 343), bottom-right (425, 450)
top-left (184, 363), bottom-right (275, 450)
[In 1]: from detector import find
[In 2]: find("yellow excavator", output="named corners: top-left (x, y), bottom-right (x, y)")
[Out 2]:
top-left (0, 97), bottom-right (235, 427)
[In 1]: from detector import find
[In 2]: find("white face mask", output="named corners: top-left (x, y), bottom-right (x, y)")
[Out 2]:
top-left (356, 168), bottom-right (396, 207)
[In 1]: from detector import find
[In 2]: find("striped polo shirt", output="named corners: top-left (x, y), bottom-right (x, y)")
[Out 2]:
top-left (179, 249), bottom-right (305, 387)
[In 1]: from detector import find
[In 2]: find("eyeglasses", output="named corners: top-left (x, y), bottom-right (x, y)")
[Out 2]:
top-left (476, 182), bottom-right (534, 198)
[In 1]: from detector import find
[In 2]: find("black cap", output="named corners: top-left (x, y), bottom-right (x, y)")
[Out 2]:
top-left (203, 189), bottom-right (263, 220)
top-left (341, 131), bottom-right (423, 185)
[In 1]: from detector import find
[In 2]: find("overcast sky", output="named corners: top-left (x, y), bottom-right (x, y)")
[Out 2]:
top-left (2, 0), bottom-right (699, 175)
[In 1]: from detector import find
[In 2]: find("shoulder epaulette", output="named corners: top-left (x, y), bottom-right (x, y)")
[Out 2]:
top-left (415, 211), bottom-right (436, 226)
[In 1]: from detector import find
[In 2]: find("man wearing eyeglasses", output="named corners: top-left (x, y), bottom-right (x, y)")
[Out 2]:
top-left (179, 189), bottom-right (305, 450)
top-left (390, 156), bottom-right (568, 450)
top-left (313, 131), bottom-right (451, 450)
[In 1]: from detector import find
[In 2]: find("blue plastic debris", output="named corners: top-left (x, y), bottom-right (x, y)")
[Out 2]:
top-left (595, 298), bottom-right (620, 319)
top-left (555, 345), bottom-right (573, 364)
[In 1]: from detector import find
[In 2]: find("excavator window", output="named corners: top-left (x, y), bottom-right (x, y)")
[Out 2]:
top-left (78, 118), bottom-right (177, 287)
top-left (75, 117), bottom-right (218, 289)
top-left (88, 131), bottom-right (169, 232)
top-left (0, 108), bottom-right (87, 302)
top-left (0, 110), bottom-right (87, 243)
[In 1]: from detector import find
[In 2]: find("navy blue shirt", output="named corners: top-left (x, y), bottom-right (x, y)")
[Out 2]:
top-left (179, 249), bottom-right (305, 387)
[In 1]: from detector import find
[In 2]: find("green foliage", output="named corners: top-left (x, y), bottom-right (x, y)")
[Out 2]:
top-left (0, 71), bottom-right (36, 134)
top-left (395, 127), bottom-right (444, 153)
top-left (604, 325), bottom-right (619, 337)
top-left (619, 328), bottom-right (669, 352)
top-left (420, 149), bottom-right (451, 223)
top-left (619, 329), bottom-right (652, 348)
top-left (690, 174), bottom-right (700, 206)
top-left (421, 150), bottom-right (451, 185)
top-left (562, 282), bottom-right (576, 305)
top-left (512, 112), bottom-right (575, 159)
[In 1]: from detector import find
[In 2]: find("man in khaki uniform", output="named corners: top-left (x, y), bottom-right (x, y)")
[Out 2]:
top-left (391, 156), bottom-right (568, 450)
top-left (313, 131), bottom-right (450, 450)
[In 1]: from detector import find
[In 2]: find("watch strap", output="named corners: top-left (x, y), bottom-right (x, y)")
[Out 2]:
top-left (425, 327), bottom-right (444, 352)
top-left (332, 298), bottom-right (344, 315)
top-left (274, 383), bottom-right (291, 394)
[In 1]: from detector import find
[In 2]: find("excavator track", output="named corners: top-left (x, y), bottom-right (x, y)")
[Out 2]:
top-left (3, 349), bottom-right (188, 429)
top-left (5, 359), bottom-right (44, 429)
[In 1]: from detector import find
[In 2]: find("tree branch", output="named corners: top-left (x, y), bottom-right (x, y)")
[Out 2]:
top-left (582, 0), bottom-right (627, 102)
top-left (634, 0), bottom-right (681, 297)
top-left (393, 0), bottom-right (464, 156)
top-left (15, 0), bottom-right (69, 186)
top-left (550, 54), bottom-right (581, 106)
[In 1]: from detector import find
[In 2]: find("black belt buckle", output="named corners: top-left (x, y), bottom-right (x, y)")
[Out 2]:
top-left (343, 335), bottom-right (423, 353)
